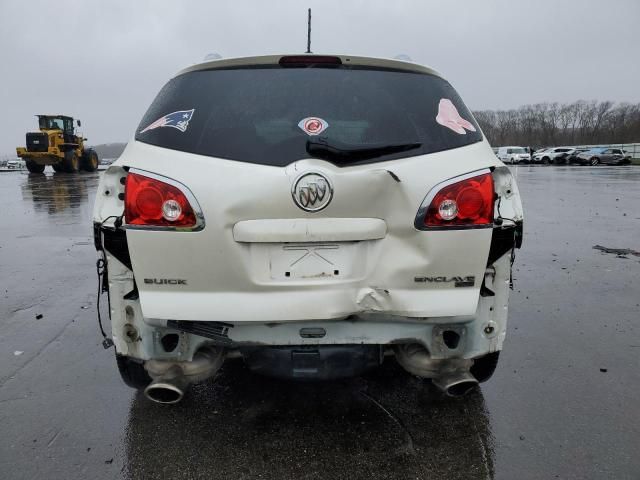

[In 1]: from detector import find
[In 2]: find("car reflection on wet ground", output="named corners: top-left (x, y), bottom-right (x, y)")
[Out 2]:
top-left (0, 166), bottom-right (639, 479)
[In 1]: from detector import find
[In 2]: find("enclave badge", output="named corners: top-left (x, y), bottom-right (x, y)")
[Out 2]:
top-left (414, 275), bottom-right (475, 287)
top-left (292, 172), bottom-right (333, 212)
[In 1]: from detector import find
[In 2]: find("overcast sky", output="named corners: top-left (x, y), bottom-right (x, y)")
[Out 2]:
top-left (1, 0), bottom-right (639, 153)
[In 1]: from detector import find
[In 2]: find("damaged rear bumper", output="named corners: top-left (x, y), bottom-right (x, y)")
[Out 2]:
top-left (114, 248), bottom-right (511, 367)
top-left (158, 313), bottom-right (499, 360)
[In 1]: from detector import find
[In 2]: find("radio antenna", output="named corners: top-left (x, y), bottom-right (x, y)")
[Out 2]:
top-left (306, 8), bottom-right (312, 53)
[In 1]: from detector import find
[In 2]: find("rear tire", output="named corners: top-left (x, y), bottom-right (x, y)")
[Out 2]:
top-left (81, 149), bottom-right (99, 172)
top-left (590, 157), bottom-right (600, 166)
top-left (470, 352), bottom-right (500, 383)
top-left (25, 160), bottom-right (45, 173)
top-left (62, 152), bottom-right (79, 173)
top-left (116, 354), bottom-right (151, 390)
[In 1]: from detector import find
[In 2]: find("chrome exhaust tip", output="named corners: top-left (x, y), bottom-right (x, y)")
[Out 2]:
top-left (393, 343), bottom-right (477, 397)
top-left (433, 372), bottom-right (479, 397)
top-left (144, 380), bottom-right (186, 404)
top-left (143, 347), bottom-right (226, 404)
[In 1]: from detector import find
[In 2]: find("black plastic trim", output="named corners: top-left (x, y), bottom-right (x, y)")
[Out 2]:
top-left (102, 228), bottom-right (132, 270)
top-left (487, 221), bottom-right (523, 266)
top-left (240, 345), bottom-right (383, 380)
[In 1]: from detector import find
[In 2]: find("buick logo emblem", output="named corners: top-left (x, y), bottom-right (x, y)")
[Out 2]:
top-left (292, 172), bottom-right (333, 212)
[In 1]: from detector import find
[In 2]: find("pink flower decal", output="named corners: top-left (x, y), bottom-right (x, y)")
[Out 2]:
top-left (435, 99), bottom-right (476, 135)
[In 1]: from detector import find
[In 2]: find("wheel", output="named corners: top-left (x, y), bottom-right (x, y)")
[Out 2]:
top-left (25, 160), bottom-right (45, 173)
top-left (116, 354), bottom-right (151, 390)
top-left (542, 157), bottom-right (550, 164)
top-left (470, 351), bottom-right (500, 383)
top-left (52, 163), bottom-right (65, 173)
top-left (81, 149), bottom-right (99, 172)
top-left (62, 152), bottom-right (79, 172)
top-left (590, 157), bottom-right (600, 166)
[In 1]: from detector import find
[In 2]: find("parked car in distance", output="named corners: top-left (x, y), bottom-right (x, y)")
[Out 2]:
top-left (576, 147), bottom-right (631, 166)
top-left (496, 146), bottom-right (531, 164)
top-left (6, 159), bottom-right (26, 170)
top-left (623, 150), bottom-right (633, 163)
top-left (564, 148), bottom-right (590, 164)
top-left (532, 147), bottom-right (573, 164)
top-left (553, 148), bottom-right (592, 165)
top-left (93, 53), bottom-right (524, 405)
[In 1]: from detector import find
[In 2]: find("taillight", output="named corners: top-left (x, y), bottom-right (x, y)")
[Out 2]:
top-left (416, 171), bottom-right (494, 229)
top-left (124, 171), bottom-right (203, 230)
top-left (279, 55), bottom-right (342, 66)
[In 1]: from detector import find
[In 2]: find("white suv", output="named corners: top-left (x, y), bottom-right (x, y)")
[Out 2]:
top-left (93, 54), bottom-right (524, 404)
top-left (532, 147), bottom-right (573, 164)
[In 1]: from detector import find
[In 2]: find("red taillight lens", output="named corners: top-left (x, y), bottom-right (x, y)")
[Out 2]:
top-left (423, 173), bottom-right (494, 227)
top-left (125, 172), bottom-right (198, 228)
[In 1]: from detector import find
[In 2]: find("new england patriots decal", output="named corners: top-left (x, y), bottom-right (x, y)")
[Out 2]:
top-left (140, 109), bottom-right (195, 134)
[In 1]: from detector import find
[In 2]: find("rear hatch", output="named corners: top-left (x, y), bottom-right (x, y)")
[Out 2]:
top-left (120, 55), bottom-right (497, 323)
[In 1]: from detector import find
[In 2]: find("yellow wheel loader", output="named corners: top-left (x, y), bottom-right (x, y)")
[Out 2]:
top-left (16, 115), bottom-right (99, 173)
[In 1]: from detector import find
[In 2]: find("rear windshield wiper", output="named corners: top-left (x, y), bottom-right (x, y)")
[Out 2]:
top-left (306, 138), bottom-right (422, 163)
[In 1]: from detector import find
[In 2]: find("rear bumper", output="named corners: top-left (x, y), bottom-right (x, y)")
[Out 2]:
top-left (107, 251), bottom-right (512, 366)
top-left (140, 286), bottom-right (484, 323)
top-left (125, 309), bottom-right (505, 383)
top-left (159, 314), bottom-right (501, 361)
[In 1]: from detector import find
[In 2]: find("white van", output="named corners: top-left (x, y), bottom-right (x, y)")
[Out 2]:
top-left (496, 147), bottom-right (531, 164)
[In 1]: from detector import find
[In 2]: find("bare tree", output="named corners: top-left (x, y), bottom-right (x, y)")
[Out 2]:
top-left (473, 100), bottom-right (640, 147)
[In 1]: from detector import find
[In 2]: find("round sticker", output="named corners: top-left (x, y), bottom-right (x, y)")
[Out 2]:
top-left (298, 117), bottom-right (328, 136)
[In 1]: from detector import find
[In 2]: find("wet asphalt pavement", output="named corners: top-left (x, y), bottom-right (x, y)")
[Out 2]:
top-left (0, 166), bottom-right (639, 479)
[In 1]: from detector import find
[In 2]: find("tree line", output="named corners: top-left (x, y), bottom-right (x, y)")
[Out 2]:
top-left (473, 101), bottom-right (640, 148)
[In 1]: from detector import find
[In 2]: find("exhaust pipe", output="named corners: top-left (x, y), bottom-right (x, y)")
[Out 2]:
top-left (144, 346), bottom-right (225, 404)
top-left (144, 365), bottom-right (189, 404)
top-left (432, 371), bottom-right (478, 397)
top-left (394, 343), bottom-right (478, 397)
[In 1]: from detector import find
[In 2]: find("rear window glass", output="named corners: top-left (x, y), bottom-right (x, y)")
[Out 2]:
top-left (135, 65), bottom-right (482, 167)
